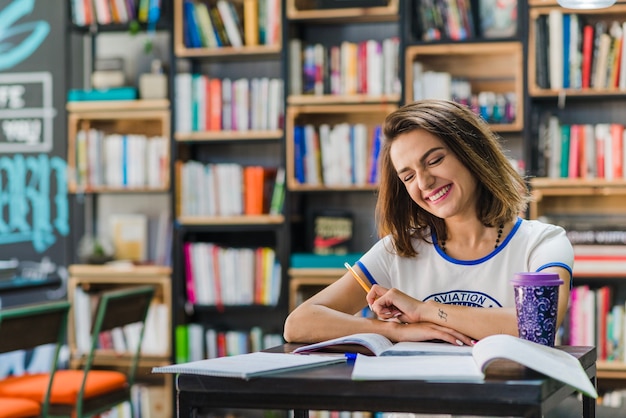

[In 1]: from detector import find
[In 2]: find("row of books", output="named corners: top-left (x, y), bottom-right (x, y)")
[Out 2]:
top-left (178, 161), bottom-right (285, 217)
top-left (288, 38), bottom-right (401, 97)
top-left (71, 0), bottom-right (160, 27)
top-left (101, 384), bottom-right (169, 418)
top-left (540, 214), bottom-right (626, 274)
top-left (564, 285), bottom-right (625, 362)
top-left (294, 124), bottom-right (382, 187)
top-left (174, 74), bottom-right (284, 133)
top-left (412, 0), bottom-right (476, 41)
top-left (175, 324), bottom-right (283, 363)
top-left (73, 286), bottom-right (170, 356)
top-left (535, 11), bottom-right (626, 90)
top-left (412, 63), bottom-right (517, 125)
top-left (183, 0), bottom-right (280, 48)
top-left (74, 129), bottom-right (169, 190)
top-left (537, 116), bottom-right (626, 180)
top-left (183, 242), bottom-right (281, 307)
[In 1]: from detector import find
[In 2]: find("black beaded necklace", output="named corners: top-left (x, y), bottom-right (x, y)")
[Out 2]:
top-left (440, 224), bottom-right (504, 254)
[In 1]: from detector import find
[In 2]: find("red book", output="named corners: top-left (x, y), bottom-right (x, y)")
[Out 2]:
top-left (243, 166), bottom-right (265, 215)
top-left (183, 242), bottom-right (197, 304)
top-left (568, 124), bottom-right (581, 178)
top-left (610, 123), bottom-right (623, 179)
top-left (208, 78), bottom-right (222, 131)
top-left (581, 25), bottom-right (594, 89)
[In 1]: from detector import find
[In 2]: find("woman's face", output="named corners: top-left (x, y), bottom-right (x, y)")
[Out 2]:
top-left (389, 129), bottom-right (479, 221)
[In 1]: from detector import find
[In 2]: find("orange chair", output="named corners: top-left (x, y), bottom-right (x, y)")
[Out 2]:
top-left (0, 397), bottom-right (41, 418)
top-left (0, 300), bottom-right (70, 418)
top-left (0, 285), bottom-right (154, 418)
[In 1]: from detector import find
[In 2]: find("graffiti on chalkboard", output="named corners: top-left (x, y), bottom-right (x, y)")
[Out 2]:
top-left (0, 0), bottom-right (55, 152)
top-left (0, 153), bottom-right (68, 252)
top-left (0, 0), bottom-right (50, 70)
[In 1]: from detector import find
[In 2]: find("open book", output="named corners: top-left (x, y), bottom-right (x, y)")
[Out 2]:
top-left (152, 352), bottom-right (344, 380)
top-left (292, 332), bottom-right (474, 356)
top-left (295, 333), bottom-right (597, 398)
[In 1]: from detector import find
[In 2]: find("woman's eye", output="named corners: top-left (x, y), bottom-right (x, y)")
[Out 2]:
top-left (428, 155), bottom-right (444, 166)
top-left (402, 173), bottom-right (414, 182)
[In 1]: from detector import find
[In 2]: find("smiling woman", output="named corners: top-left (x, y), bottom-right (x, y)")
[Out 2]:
top-left (283, 99), bottom-right (573, 348)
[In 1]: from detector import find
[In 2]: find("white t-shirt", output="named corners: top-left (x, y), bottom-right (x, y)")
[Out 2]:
top-left (357, 217), bottom-right (573, 309)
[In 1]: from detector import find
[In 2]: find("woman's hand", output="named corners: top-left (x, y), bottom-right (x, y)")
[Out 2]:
top-left (367, 284), bottom-right (422, 322)
top-left (367, 284), bottom-right (473, 346)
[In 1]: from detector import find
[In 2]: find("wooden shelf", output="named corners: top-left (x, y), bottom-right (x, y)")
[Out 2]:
top-left (287, 94), bottom-right (401, 106)
top-left (529, 178), bottom-right (626, 218)
top-left (285, 102), bottom-right (397, 190)
top-left (528, 4), bottom-right (626, 96)
top-left (175, 130), bottom-right (284, 142)
top-left (405, 42), bottom-right (524, 131)
top-left (66, 100), bottom-right (171, 193)
top-left (177, 214), bottom-right (285, 226)
top-left (67, 264), bottom-right (173, 364)
top-left (288, 268), bottom-right (344, 311)
top-left (286, 0), bottom-right (398, 22)
top-left (173, 0), bottom-right (282, 58)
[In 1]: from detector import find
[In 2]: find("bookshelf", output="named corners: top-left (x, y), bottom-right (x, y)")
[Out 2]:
top-left (65, 3), bottom-right (175, 415)
top-left (170, 0), bottom-right (288, 377)
top-left (66, 264), bottom-right (173, 416)
top-left (527, 3), bottom-right (626, 394)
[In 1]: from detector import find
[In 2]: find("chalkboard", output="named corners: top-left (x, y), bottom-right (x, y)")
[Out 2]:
top-left (0, 0), bottom-right (69, 308)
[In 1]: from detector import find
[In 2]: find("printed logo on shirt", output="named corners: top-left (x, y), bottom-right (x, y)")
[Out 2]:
top-left (424, 290), bottom-right (502, 308)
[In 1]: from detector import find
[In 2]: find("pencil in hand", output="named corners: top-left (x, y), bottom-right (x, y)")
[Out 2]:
top-left (344, 262), bottom-right (371, 293)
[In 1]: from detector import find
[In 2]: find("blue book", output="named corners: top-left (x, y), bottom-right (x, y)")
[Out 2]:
top-left (183, 0), bottom-right (202, 48)
top-left (562, 14), bottom-right (570, 89)
top-left (294, 125), bottom-right (306, 184)
top-left (368, 125), bottom-right (382, 184)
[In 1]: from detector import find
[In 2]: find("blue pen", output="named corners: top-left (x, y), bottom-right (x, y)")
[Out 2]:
top-left (345, 352), bottom-right (357, 363)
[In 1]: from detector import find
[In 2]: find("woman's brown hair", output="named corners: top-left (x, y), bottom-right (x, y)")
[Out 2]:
top-left (376, 99), bottom-right (530, 257)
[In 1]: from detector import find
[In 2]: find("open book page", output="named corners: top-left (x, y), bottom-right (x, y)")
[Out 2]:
top-left (152, 352), bottom-right (344, 380)
top-left (352, 354), bottom-right (484, 381)
top-left (382, 341), bottom-right (473, 356)
top-left (472, 334), bottom-right (598, 398)
top-left (292, 333), bottom-right (394, 356)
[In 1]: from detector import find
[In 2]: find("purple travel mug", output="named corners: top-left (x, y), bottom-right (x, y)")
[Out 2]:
top-left (511, 272), bottom-right (563, 346)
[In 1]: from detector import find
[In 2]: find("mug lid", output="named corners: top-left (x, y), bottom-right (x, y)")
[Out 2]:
top-left (510, 272), bottom-right (564, 286)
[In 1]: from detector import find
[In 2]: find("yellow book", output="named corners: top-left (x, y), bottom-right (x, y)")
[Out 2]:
top-left (243, 0), bottom-right (259, 46)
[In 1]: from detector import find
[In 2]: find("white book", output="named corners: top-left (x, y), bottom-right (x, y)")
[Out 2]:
top-left (187, 323), bottom-right (205, 362)
top-left (366, 40), bottom-right (382, 96)
top-left (234, 78), bottom-right (249, 131)
top-left (547, 116), bottom-right (561, 178)
top-left (217, 0), bottom-right (243, 47)
top-left (266, 78), bottom-right (279, 130)
top-left (382, 37), bottom-right (400, 95)
top-left (289, 39), bottom-right (303, 95)
top-left (73, 286), bottom-right (92, 354)
top-left (153, 352), bottom-right (344, 380)
top-left (412, 61), bottom-right (424, 101)
top-left (548, 10), bottom-right (563, 90)
top-left (205, 328), bottom-right (218, 359)
top-left (319, 123), bottom-right (335, 185)
top-left (222, 78), bottom-right (233, 130)
top-left (175, 73), bottom-right (193, 133)
top-left (352, 124), bottom-right (368, 185)
top-left (304, 124), bottom-right (321, 185)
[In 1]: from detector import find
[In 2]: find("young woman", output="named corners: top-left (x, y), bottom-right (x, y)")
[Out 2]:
top-left (283, 99), bottom-right (572, 346)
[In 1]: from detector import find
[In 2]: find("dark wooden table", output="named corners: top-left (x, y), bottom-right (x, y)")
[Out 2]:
top-left (175, 344), bottom-right (597, 418)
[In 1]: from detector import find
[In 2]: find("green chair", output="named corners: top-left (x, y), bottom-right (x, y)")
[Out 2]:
top-left (0, 285), bottom-right (154, 418)
top-left (0, 300), bottom-right (70, 418)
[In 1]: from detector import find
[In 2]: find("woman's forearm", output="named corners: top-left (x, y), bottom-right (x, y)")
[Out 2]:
top-left (419, 301), bottom-right (519, 340)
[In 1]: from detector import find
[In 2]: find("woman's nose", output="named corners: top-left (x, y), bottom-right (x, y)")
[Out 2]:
top-left (416, 169), bottom-right (434, 191)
